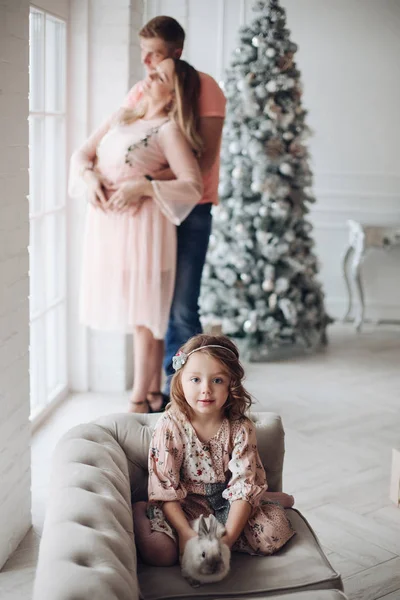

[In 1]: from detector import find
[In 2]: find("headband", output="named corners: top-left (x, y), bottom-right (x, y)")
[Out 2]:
top-left (172, 345), bottom-right (237, 372)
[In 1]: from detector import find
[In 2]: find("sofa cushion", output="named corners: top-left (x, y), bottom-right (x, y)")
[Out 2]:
top-left (220, 592), bottom-right (348, 600)
top-left (137, 510), bottom-right (343, 600)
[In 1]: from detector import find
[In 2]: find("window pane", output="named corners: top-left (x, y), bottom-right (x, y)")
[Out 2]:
top-left (30, 316), bottom-right (46, 414)
top-left (45, 303), bottom-right (67, 396)
top-left (45, 212), bottom-right (65, 306)
top-left (29, 218), bottom-right (46, 318)
top-left (29, 115), bottom-right (45, 215)
top-left (58, 303), bottom-right (67, 388)
top-left (29, 9), bottom-right (45, 112)
top-left (45, 307), bottom-right (57, 394)
top-left (29, 7), bottom-right (67, 417)
top-left (44, 116), bottom-right (66, 210)
top-left (45, 16), bottom-right (66, 113)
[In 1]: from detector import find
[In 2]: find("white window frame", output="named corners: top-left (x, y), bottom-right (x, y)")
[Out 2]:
top-left (29, 5), bottom-right (68, 421)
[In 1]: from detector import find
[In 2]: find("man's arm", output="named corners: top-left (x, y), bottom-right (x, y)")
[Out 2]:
top-left (197, 116), bottom-right (225, 175)
top-left (151, 116), bottom-right (225, 181)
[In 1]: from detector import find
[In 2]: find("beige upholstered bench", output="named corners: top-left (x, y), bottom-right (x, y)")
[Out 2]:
top-left (232, 593), bottom-right (348, 600)
top-left (33, 412), bottom-right (347, 600)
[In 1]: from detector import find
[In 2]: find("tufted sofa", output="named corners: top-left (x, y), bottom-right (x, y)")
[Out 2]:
top-left (33, 412), bottom-right (348, 600)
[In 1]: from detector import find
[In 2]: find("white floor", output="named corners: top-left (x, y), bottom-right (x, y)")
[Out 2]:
top-left (1, 322), bottom-right (400, 599)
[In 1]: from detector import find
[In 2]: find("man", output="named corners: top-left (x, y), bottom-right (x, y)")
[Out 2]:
top-left (124, 16), bottom-right (226, 410)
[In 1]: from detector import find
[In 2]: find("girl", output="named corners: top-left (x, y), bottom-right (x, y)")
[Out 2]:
top-left (69, 59), bottom-right (203, 414)
top-left (132, 334), bottom-right (295, 567)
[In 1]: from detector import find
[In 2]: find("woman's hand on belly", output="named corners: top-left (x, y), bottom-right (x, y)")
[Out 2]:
top-left (83, 169), bottom-right (109, 211)
top-left (107, 178), bottom-right (153, 213)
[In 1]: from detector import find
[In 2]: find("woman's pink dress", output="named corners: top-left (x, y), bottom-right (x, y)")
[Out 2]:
top-left (147, 407), bottom-right (295, 555)
top-left (69, 113), bottom-right (203, 338)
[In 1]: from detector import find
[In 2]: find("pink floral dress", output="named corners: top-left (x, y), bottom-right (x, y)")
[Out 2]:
top-left (147, 407), bottom-right (295, 555)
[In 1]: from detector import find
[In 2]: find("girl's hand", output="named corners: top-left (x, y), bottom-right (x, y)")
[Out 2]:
top-left (108, 179), bottom-right (152, 212)
top-left (178, 528), bottom-right (198, 557)
top-left (83, 169), bottom-right (108, 211)
top-left (221, 533), bottom-right (234, 549)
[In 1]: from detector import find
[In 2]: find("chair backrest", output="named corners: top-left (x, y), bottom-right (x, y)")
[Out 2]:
top-left (94, 411), bottom-right (285, 501)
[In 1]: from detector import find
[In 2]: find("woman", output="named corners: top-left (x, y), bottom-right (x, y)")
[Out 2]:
top-left (69, 58), bottom-right (203, 413)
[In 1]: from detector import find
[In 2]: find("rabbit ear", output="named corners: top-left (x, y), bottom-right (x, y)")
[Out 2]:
top-left (208, 514), bottom-right (218, 537)
top-left (197, 515), bottom-right (209, 538)
top-left (208, 514), bottom-right (226, 539)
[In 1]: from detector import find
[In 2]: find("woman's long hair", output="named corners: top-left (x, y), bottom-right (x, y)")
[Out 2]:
top-left (120, 59), bottom-right (203, 154)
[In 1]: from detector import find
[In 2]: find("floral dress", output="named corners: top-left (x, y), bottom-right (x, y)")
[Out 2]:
top-left (147, 407), bottom-right (295, 555)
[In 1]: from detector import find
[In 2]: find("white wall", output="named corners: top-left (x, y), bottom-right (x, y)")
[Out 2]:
top-left (283, 0), bottom-right (400, 320)
top-left (145, 0), bottom-right (400, 320)
top-left (67, 0), bottom-right (144, 392)
top-left (0, 0), bottom-right (31, 569)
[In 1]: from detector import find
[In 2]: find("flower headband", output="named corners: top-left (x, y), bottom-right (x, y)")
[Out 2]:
top-left (172, 345), bottom-right (237, 372)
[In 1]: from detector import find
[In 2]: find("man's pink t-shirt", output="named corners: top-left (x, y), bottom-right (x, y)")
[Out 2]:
top-left (124, 72), bottom-right (226, 205)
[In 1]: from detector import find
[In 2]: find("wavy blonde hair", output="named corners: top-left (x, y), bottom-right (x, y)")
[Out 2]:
top-left (170, 334), bottom-right (252, 421)
top-left (120, 59), bottom-right (203, 154)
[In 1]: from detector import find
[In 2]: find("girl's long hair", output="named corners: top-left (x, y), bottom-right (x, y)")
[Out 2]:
top-left (170, 334), bottom-right (253, 421)
top-left (120, 59), bottom-right (203, 154)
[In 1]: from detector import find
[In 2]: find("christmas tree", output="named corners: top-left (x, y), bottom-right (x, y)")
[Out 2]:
top-left (200, 0), bottom-right (331, 360)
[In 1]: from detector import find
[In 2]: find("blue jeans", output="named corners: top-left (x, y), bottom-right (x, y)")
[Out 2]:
top-left (163, 203), bottom-right (212, 395)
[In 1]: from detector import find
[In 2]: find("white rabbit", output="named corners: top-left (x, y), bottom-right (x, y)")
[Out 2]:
top-left (181, 514), bottom-right (231, 587)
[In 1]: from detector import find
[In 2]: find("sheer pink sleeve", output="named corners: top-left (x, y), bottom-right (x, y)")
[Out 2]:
top-left (222, 418), bottom-right (268, 507)
top-left (148, 414), bottom-right (187, 503)
top-left (122, 81), bottom-right (144, 108)
top-left (151, 122), bottom-right (203, 225)
top-left (68, 109), bottom-right (122, 198)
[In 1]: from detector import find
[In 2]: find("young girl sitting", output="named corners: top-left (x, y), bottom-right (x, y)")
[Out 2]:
top-left (132, 334), bottom-right (295, 567)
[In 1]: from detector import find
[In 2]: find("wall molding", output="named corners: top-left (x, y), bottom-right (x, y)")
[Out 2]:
top-left (311, 204), bottom-right (400, 215)
top-left (310, 216), bottom-right (400, 230)
top-left (315, 190), bottom-right (400, 200)
top-left (326, 298), bottom-right (400, 321)
top-left (315, 171), bottom-right (400, 178)
top-left (311, 190), bottom-right (400, 221)
top-left (313, 171), bottom-right (400, 197)
top-left (309, 221), bottom-right (348, 231)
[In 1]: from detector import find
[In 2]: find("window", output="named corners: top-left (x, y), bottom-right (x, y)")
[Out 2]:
top-left (29, 7), bottom-right (67, 418)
